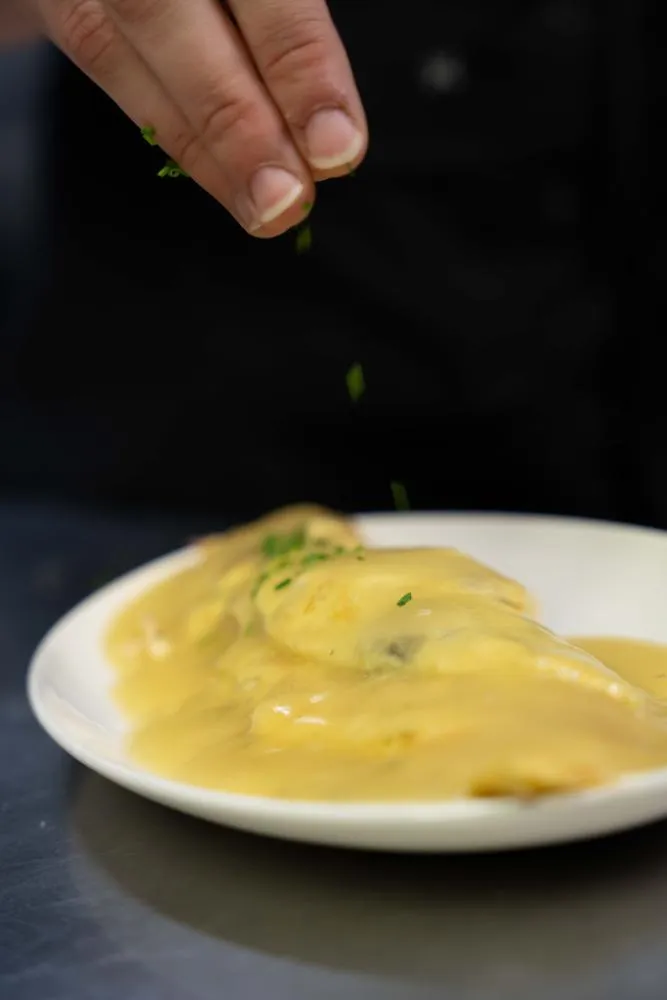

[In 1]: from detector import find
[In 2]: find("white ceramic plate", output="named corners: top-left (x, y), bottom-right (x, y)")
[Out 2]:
top-left (27, 513), bottom-right (667, 852)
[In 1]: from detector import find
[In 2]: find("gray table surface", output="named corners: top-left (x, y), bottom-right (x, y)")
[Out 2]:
top-left (3, 502), bottom-right (667, 1000)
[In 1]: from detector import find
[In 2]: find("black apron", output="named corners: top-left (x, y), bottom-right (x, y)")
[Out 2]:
top-left (2, 1), bottom-right (662, 524)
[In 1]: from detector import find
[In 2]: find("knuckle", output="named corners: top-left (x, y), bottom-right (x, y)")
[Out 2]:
top-left (259, 17), bottom-right (331, 81)
top-left (60, 0), bottom-right (117, 72)
top-left (169, 129), bottom-right (205, 173)
top-left (198, 87), bottom-right (260, 148)
top-left (105, 0), bottom-right (163, 28)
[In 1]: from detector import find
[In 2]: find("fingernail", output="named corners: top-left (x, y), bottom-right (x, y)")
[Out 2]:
top-left (247, 167), bottom-right (304, 228)
top-left (305, 108), bottom-right (363, 170)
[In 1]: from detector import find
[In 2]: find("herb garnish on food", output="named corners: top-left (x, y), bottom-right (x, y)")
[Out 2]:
top-left (301, 552), bottom-right (331, 567)
top-left (253, 528), bottom-right (366, 597)
top-left (397, 592), bottom-right (413, 607)
top-left (261, 529), bottom-right (306, 559)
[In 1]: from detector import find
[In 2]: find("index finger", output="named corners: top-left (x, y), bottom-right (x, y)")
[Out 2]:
top-left (228, 0), bottom-right (367, 177)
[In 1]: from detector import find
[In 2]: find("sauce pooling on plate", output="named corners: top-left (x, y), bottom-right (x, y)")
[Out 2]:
top-left (105, 506), bottom-right (667, 801)
top-left (569, 638), bottom-right (667, 701)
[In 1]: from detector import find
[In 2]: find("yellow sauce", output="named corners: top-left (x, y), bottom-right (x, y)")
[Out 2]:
top-left (105, 506), bottom-right (667, 801)
top-left (569, 637), bottom-right (667, 701)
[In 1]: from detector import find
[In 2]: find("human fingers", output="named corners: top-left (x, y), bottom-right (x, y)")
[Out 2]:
top-left (227, 0), bottom-right (367, 179)
top-left (40, 0), bottom-right (314, 234)
top-left (101, 0), bottom-right (315, 233)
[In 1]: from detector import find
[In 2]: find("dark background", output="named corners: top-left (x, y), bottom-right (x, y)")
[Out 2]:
top-left (0, 1), bottom-right (663, 526)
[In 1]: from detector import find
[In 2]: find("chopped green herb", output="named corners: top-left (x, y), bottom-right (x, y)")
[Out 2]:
top-left (346, 362), bottom-right (365, 402)
top-left (301, 552), bottom-right (330, 567)
top-left (158, 158), bottom-right (189, 179)
top-left (141, 125), bottom-right (158, 146)
top-left (397, 592), bottom-right (412, 607)
top-left (302, 200), bottom-right (313, 215)
top-left (296, 223), bottom-right (312, 254)
top-left (140, 125), bottom-right (188, 178)
top-left (391, 481), bottom-right (410, 511)
top-left (274, 578), bottom-right (292, 591)
top-left (261, 528), bottom-right (306, 559)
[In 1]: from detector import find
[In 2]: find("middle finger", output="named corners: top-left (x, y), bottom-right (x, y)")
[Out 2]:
top-left (228, 0), bottom-right (367, 178)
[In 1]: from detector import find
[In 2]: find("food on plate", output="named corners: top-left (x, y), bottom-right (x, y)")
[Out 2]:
top-left (105, 505), bottom-right (667, 801)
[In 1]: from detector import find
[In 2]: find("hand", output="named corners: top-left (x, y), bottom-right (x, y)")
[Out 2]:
top-left (34, 0), bottom-right (367, 234)
top-left (0, 3), bottom-right (41, 43)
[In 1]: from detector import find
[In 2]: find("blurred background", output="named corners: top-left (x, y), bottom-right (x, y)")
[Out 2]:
top-left (0, 41), bottom-right (44, 369)
top-left (0, 3), bottom-right (661, 526)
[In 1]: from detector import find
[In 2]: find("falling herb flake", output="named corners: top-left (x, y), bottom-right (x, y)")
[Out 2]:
top-left (391, 481), bottom-right (410, 511)
top-left (141, 125), bottom-right (158, 146)
top-left (261, 529), bottom-right (306, 559)
top-left (274, 578), bottom-right (292, 591)
top-left (397, 592), bottom-right (413, 607)
top-left (346, 362), bottom-right (365, 402)
top-left (296, 223), bottom-right (312, 254)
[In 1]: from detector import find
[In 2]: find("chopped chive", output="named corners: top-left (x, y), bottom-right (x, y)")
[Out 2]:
top-left (140, 126), bottom-right (188, 178)
top-left (391, 481), bottom-right (410, 511)
top-left (141, 125), bottom-right (158, 146)
top-left (397, 592), bottom-right (412, 607)
top-left (302, 200), bottom-right (313, 215)
top-left (261, 528), bottom-right (306, 559)
top-left (296, 223), bottom-right (312, 254)
top-left (346, 362), bottom-right (365, 402)
top-left (157, 158), bottom-right (188, 178)
top-left (274, 578), bottom-right (292, 591)
top-left (301, 552), bottom-right (330, 567)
